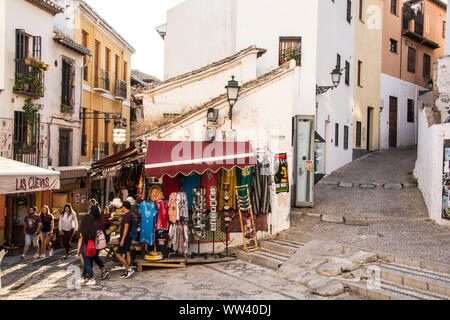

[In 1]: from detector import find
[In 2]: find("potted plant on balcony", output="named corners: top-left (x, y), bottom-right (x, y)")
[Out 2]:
top-left (60, 104), bottom-right (73, 113)
top-left (24, 58), bottom-right (33, 66)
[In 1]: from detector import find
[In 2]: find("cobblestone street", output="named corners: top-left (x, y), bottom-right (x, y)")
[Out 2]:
top-left (0, 250), bottom-right (360, 300)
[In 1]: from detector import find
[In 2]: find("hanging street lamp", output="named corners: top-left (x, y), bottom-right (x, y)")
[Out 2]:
top-left (316, 65), bottom-right (343, 95)
top-left (225, 75), bottom-right (241, 120)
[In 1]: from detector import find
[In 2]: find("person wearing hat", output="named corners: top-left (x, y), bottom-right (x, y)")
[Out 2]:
top-left (116, 201), bottom-right (135, 279)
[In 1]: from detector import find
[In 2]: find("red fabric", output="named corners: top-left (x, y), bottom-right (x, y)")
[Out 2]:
top-left (200, 170), bottom-right (219, 210)
top-left (145, 141), bottom-right (255, 178)
top-left (163, 175), bottom-right (180, 200)
top-left (156, 200), bottom-right (169, 231)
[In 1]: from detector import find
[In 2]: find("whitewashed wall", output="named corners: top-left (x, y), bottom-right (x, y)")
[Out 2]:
top-left (141, 51), bottom-right (258, 121)
top-left (315, 0), bottom-right (355, 173)
top-left (380, 73), bottom-right (424, 149)
top-left (415, 107), bottom-right (450, 226)
top-left (146, 65), bottom-right (297, 250)
top-left (0, 0), bottom-right (83, 168)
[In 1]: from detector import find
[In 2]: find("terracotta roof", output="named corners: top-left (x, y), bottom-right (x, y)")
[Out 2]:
top-left (131, 69), bottom-right (161, 85)
top-left (54, 32), bottom-right (91, 56)
top-left (137, 46), bottom-right (267, 94)
top-left (24, 0), bottom-right (64, 15)
top-left (79, 0), bottom-right (136, 53)
top-left (141, 61), bottom-right (294, 137)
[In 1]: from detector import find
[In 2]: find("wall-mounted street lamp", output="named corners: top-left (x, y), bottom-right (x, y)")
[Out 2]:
top-left (113, 125), bottom-right (127, 145)
top-left (225, 76), bottom-right (241, 120)
top-left (419, 80), bottom-right (434, 96)
top-left (316, 66), bottom-right (343, 95)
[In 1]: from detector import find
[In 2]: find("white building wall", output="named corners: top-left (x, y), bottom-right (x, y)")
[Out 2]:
top-left (0, 0), bottom-right (83, 168)
top-left (415, 107), bottom-right (450, 226)
top-left (142, 52), bottom-right (258, 121)
top-left (446, 6), bottom-right (450, 56)
top-left (380, 73), bottom-right (422, 149)
top-left (0, 0), bottom-right (5, 92)
top-left (315, 0), bottom-right (355, 173)
top-left (163, 0), bottom-right (234, 80)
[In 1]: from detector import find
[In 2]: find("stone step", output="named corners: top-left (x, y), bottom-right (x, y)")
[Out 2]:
top-left (344, 279), bottom-right (448, 300)
top-left (374, 262), bottom-right (450, 298)
top-left (233, 248), bottom-right (290, 271)
top-left (259, 239), bottom-right (304, 256)
top-left (276, 229), bottom-right (311, 244)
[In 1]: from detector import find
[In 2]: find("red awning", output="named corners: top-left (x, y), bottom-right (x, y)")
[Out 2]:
top-left (145, 141), bottom-right (256, 178)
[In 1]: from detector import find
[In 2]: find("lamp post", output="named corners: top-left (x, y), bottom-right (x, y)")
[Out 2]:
top-left (225, 76), bottom-right (241, 121)
top-left (316, 66), bottom-right (343, 95)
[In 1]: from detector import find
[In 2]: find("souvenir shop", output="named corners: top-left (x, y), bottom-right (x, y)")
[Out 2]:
top-left (90, 140), bottom-right (273, 260)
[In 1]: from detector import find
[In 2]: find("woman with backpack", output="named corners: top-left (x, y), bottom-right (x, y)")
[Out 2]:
top-left (89, 205), bottom-right (109, 280)
top-left (76, 214), bottom-right (97, 286)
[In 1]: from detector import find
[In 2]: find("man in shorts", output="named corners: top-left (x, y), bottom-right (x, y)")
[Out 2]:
top-left (116, 201), bottom-right (135, 278)
top-left (21, 207), bottom-right (42, 260)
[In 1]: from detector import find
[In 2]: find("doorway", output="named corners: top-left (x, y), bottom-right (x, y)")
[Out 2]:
top-left (367, 107), bottom-right (373, 151)
top-left (293, 116), bottom-right (315, 208)
top-left (389, 96), bottom-right (398, 148)
top-left (324, 120), bottom-right (331, 174)
top-left (59, 128), bottom-right (72, 167)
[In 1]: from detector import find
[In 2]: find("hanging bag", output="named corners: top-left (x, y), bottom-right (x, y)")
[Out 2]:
top-left (84, 240), bottom-right (96, 258)
top-left (95, 230), bottom-right (107, 250)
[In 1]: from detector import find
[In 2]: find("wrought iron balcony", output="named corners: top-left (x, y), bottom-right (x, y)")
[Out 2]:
top-left (13, 58), bottom-right (45, 98)
top-left (114, 80), bottom-right (127, 100)
top-left (94, 69), bottom-right (110, 92)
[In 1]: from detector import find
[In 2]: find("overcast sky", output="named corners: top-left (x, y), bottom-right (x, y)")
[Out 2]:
top-left (84, 0), bottom-right (185, 80)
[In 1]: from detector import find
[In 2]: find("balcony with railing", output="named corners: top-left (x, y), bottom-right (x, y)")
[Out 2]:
top-left (13, 58), bottom-right (46, 99)
top-left (94, 69), bottom-right (110, 93)
top-left (114, 80), bottom-right (127, 100)
top-left (14, 142), bottom-right (39, 167)
top-left (402, 3), bottom-right (439, 49)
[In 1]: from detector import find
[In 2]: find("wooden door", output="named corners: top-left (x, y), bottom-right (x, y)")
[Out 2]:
top-left (389, 97), bottom-right (398, 148)
top-left (59, 129), bottom-right (71, 167)
top-left (367, 107), bottom-right (373, 151)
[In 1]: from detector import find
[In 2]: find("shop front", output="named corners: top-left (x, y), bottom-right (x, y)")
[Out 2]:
top-left (143, 140), bottom-right (271, 254)
top-left (0, 157), bottom-right (60, 251)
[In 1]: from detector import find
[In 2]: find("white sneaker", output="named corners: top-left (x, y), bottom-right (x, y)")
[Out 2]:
top-left (39, 254), bottom-right (45, 259)
top-left (77, 278), bottom-right (87, 285)
top-left (49, 249), bottom-right (53, 257)
top-left (85, 279), bottom-right (96, 286)
top-left (33, 253), bottom-right (39, 259)
top-left (20, 254), bottom-right (25, 260)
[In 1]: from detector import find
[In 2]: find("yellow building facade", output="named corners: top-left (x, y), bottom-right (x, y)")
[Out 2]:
top-left (74, 1), bottom-right (135, 164)
top-left (353, 0), bottom-right (383, 158)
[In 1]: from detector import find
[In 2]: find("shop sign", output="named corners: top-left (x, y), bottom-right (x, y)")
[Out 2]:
top-left (305, 160), bottom-right (314, 172)
top-left (15, 177), bottom-right (51, 192)
top-left (443, 141), bottom-right (450, 220)
top-left (274, 153), bottom-right (289, 194)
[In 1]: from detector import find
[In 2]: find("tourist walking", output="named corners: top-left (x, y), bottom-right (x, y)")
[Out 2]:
top-left (59, 203), bottom-right (78, 259)
top-left (21, 206), bottom-right (42, 260)
top-left (102, 205), bottom-right (113, 244)
top-left (90, 205), bottom-right (109, 280)
top-left (116, 201), bottom-right (135, 279)
top-left (77, 214), bottom-right (97, 286)
top-left (39, 205), bottom-right (54, 258)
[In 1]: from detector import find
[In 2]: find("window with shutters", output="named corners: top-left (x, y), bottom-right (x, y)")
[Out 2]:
top-left (423, 53), bottom-right (431, 78)
top-left (347, 0), bottom-right (352, 23)
top-left (279, 37), bottom-right (302, 66)
top-left (356, 121), bottom-right (362, 147)
top-left (344, 126), bottom-right (349, 150)
top-left (59, 129), bottom-right (72, 167)
top-left (13, 111), bottom-right (40, 166)
top-left (61, 57), bottom-right (75, 112)
top-left (82, 30), bottom-right (89, 81)
top-left (407, 47), bottom-right (416, 73)
top-left (345, 60), bottom-right (350, 85)
top-left (407, 99), bottom-right (415, 123)
top-left (335, 123), bottom-right (339, 147)
top-left (391, 0), bottom-right (397, 15)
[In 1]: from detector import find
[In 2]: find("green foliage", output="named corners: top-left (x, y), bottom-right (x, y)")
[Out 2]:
top-left (22, 98), bottom-right (42, 126)
top-left (281, 48), bottom-right (302, 66)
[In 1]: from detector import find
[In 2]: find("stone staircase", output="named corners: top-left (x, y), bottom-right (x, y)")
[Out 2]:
top-left (232, 238), bottom-right (306, 270)
top-left (277, 229), bottom-right (450, 300)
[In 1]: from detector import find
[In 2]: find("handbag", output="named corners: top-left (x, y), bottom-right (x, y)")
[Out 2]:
top-left (95, 230), bottom-right (107, 250)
